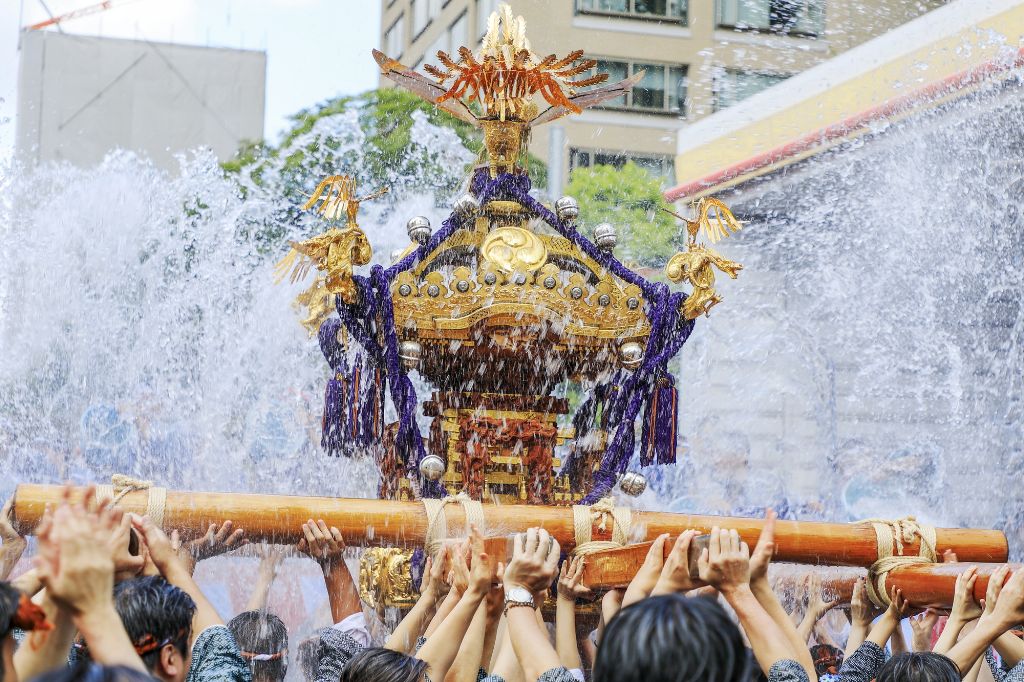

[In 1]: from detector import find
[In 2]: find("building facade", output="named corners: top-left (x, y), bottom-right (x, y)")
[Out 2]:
top-left (16, 31), bottom-right (266, 172)
top-left (378, 0), bottom-right (943, 193)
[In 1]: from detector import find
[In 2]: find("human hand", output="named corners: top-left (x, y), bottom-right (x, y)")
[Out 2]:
top-left (0, 497), bottom-right (28, 580)
top-left (949, 566), bottom-right (983, 623)
top-left (255, 544), bottom-right (285, 578)
top-left (466, 525), bottom-right (494, 598)
top-left (651, 530), bottom-right (706, 595)
top-left (804, 573), bottom-right (841, 621)
top-left (36, 486), bottom-right (119, 616)
top-left (910, 609), bottom-right (939, 651)
top-left (447, 539), bottom-right (471, 595)
top-left (622, 534), bottom-right (669, 606)
top-left (130, 514), bottom-right (186, 577)
top-left (850, 577), bottom-right (877, 629)
top-left (503, 527), bottom-right (560, 595)
top-left (881, 586), bottom-right (910, 623)
top-left (184, 521), bottom-right (247, 564)
top-left (697, 527), bottom-right (751, 596)
top-left (108, 513), bottom-right (146, 582)
top-left (749, 509), bottom-right (777, 585)
top-left (421, 548), bottom-right (448, 599)
top-left (558, 555), bottom-right (594, 601)
top-left (485, 564), bottom-right (505, 622)
top-left (601, 588), bottom-right (623, 626)
top-left (989, 566), bottom-right (1024, 628)
top-left (297, 519), bottom-right (345, 570)
top-left (980, 564), bottom-right (1010, 623)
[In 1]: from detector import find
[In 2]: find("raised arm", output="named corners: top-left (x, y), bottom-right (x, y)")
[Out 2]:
top-left (697, 526), bottom-right (807, 678)
top-left (909, 609), bottom-right (939, 652)
top-left (947, 568), bottom-right (1024, 675)
top-left (298, 520), bottom-right (362, 624)
top-left (385, 549), bottom-right (447, 653)
top-left (621, 534), bottom-right (669, 608)
top-left (844, 578), bottom-right (874, 659)
top-left (0, 498), bottom-right (27, 581)
top-left (244, 545), bottom-right (284, 613)
top-left (502, 527), bottom-right (564, 682)
top-left (796, 573), bottom-right (841, 645)
top-left (176, 520), bottom-right (247, 576)
top-left (933, 566), bottom-right (982, 654)
top-left (980, 566), bottom-right (1024, 669)
top-left (556, 555), bottom-right (592, 672)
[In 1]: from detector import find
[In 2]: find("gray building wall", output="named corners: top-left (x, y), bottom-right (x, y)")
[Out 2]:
top-left (16, 31), bottom-right (266, 171)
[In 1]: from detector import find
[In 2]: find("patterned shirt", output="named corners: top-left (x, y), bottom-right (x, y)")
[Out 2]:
top-left (315, 626), bottom-right (367, 682)
top-left (768, 659), bottom-right (810, 682)
top-left (186, 625), bottom-right (251, 682)
top-left (836, 642), bottom-right (886, 682)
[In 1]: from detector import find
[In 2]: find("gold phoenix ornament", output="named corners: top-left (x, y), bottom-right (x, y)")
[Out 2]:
top-left (663, 199), bottom-right (744, 320)
top-left (274, 175), bottom-right (388, 334)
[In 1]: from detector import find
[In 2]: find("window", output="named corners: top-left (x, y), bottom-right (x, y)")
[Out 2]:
top-left (716, 0), bottom-right (824, 36)
top-left (411, 0), bottom-right (430, 38)
top-left (588, 59), bottom-right (687, 115)
top-left (713, 69), bottom-right (789, 110)
top-left (384, 15), bottom-right (405, 58)
top-left (449, 12), bottom-right (468, 52)
top-left (476, 0), bottom-right (499, 38)
top-left (570, 148), bottom-right (675, 183)
top-left (576, 0), bottom-right (687, 23)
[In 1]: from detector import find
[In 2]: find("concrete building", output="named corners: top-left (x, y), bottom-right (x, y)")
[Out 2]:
top-left (16, 31), bottom-right (266, 171)
top-left (378, 0), bottom-right (943, 193)
top-left (656, 0), bottom-right (1024, 529)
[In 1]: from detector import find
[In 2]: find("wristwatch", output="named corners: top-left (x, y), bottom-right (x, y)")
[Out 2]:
top-left (503, 585), bottom-right (535, 613)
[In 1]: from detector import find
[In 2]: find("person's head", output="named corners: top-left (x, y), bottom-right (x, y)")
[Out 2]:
top-left (1, 581), bottom-right (52, 682)
top-left (810, 644), bottom-right (844, 676)
top-left (33, 663), bottom-right (155, 682)
top-left (340, 647), bottom-right (428, 682)
top-left (111, 576), bottom-right (195, 682)
top-left (296, 633), bottom-right (322, 682)
top-left (227, 611), bottom-right (288, 682)
top-left (594, 594), bottom-right (750, 682)
top-left (876, 652), bottom-right (960, 682)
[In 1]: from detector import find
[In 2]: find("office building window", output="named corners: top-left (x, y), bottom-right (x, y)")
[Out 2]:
top-left (576, 0), bottom-right (687, 23)
top-left (384, 15), bottom-right (405, 58)
top-left (449, 12), bottom-right (468, 52)
top-left (412, 0), bottom-right (430, 38)
top-left (570, 148), bottom-right (675, 182)
top-left (713, 69), bottom-right (789, 110)
top-left (476, 0), bottom-right (499, 38)
top-left (588, 60), bottom-right (687, 115)
top-left (716, 0), bottom-right (824, 36)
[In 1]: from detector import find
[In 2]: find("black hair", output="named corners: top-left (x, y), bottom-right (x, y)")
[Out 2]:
top-left (111, 576), bottom-right (195, 672)
top-left (33, 663), bottom-right (155, 682)
top-left (594, 594), bottom-right (751, 682)
top-left (877, 652), bottom-right (960, 682)
top-left (340, 648), bottom-right (428, 682)
top-left (0, 583), bottom-right (19, 639)
top-left (297, 633), bottom-right (322, 682)
top-left (227, 611), bottom-right (289, 682)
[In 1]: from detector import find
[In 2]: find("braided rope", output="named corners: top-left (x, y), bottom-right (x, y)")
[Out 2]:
top-left (570, 498), bottom-right (632, 556)
top-left (96, 475), bottom-right (167, 528)
top-left (422, 493), bottom-right (486, 557)
top-left (861, 517), bottom-right (938, 607)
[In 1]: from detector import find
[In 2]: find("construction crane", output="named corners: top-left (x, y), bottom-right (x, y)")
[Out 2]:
top-left (25, 1), bottom-right (124, 31)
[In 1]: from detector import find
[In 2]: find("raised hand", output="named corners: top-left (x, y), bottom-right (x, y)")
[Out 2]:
top-left (297, 519), bottom-right (346, 570)
top-left (108, 513), bottom-right (146, 581)
top-left (981, 564), bottom-right (1010, 622)
top-left (849, 577), bottom-right (876, 629)
top-left (421, 548), bottom-right (449, 599)
top-left (804, 573), bottom-right (841, 621)
top-left (447, 539), bottom-right (471, 596)
top-left (185, 520), bottom-right (247, 564)
top-left (750, 510), bottom-right (778, 585)
top-left (0, 497), bottom-right (27, 580)
top-left (558, 554), bottom-right (594, 601)
top-left (622, 533), bottom-right (669, 606)
top-left (466, 525), bottom-right (494, 597)
top-left (652, 530), bottom-right (706, 595)
top-left (503, 527), bottom-right (560, 594)
top-left (697, 527), bottom-right (751, 595)
top-left (909, 609), bottom-right (939, 651)
top-left (949, 566), bottom-right (983, 623)
top-left (989, 567), bottom-right (1024, 628)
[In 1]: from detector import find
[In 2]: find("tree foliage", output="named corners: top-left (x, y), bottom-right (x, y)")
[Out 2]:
top-left (564, 162), bottom-right (680, 267)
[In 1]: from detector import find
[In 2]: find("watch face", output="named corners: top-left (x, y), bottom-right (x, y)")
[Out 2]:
top-left (506, 586), bottom-right (533, 603)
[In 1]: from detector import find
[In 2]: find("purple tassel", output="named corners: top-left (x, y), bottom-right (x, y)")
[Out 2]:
top-left (321, 377), bottom-right (347, 456)
top-left (639, 375), bottom-right (678, 466)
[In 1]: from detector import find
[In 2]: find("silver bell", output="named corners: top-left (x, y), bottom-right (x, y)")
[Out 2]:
top-left (619, 341), bottom-right (643, 370)
top-left (555, 196), bottom-right (579, 223)
top-left (419, 454), bottom-right (447, 482)
top-left (453, 194), bottom-right (480, 218)
top-left (390, 248), bottom-right (405, 264)
top-left (619, 471), bottom-right (647, 497)
top-left (594, 223), bottom-right (618, 251)
top-left (399, 340), bottom-right (422, 370)
top-left (406, 216), bottom-right (432, 246)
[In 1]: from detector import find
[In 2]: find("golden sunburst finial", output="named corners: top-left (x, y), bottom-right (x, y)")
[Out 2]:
top-left (423, 3), bottom-right (608, 122)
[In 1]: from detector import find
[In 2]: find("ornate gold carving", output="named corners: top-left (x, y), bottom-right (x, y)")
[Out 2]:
top-left (480, 226), bottom-right (547, 273)
top-left (663, 198), bottom-right (744, 320)
top-left (275, 175), bottom-right (388, 333)
top-left (358, 547), bottom-right (418, 609)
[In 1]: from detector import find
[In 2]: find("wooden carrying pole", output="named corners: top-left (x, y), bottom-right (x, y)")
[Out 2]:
top-left (12, 484), bottom-right (1008, 569)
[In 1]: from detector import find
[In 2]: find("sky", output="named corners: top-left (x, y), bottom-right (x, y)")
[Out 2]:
top-left (0, 0), bottom-right (382, 158)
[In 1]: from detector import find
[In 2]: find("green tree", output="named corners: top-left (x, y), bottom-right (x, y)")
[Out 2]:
top-left (564, 162), bottom-right (679, 267)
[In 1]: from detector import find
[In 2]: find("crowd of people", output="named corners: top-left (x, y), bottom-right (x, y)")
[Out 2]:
top-left (1, 489), bottom-right (1024, 682)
